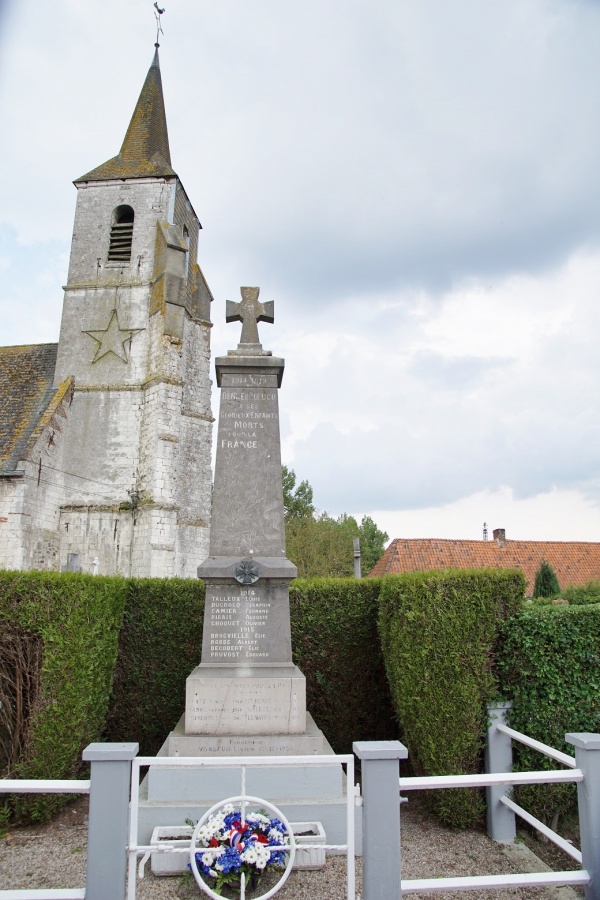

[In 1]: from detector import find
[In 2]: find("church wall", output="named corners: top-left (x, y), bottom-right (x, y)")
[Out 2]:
top-left (59, 390), bottom-right (143, 506)
top-left (59, 508), bottom-right (134, 576)
top-left (66, 179), bottom-right (176, 285)
top-left (173, 182), bottom-right (200, 310)
top-left (0, 388), bottom-right (72, 571)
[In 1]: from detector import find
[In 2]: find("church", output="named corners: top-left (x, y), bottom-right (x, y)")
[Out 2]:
top-left (0, 49), bottom-right (214, 578)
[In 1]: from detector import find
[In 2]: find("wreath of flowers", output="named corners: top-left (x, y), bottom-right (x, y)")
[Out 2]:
top-left (190, 803), bottom-right (290, 895)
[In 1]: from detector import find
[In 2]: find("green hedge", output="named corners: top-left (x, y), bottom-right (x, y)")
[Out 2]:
top-left (497, 602), bottom-right (600, 823)
top-left (378, 569), bottom-right (525, 827)
top-left (0, 570), bottom-right (126, 821)
top-left (104, 578), bottom-right (205, 754)
top-left (289, 577), bottom-right (397, 753)
top-left (561, 580), bottom-right (600, 605)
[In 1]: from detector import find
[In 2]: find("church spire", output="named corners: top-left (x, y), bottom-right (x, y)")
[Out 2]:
top-left (76, 48), bottom-right (176, 183)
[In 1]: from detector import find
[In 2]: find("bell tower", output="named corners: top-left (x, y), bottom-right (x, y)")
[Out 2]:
top-left (53, 48), bottom-right (213, 577)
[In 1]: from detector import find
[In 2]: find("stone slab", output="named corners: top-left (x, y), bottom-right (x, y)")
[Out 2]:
top-left (147, 758), bottom-right (342, 802)
top-left (197, 556), bottom-right (297, 580)
top-left (209, 366), bottom-right (285, 558)
top-left (185, 665), bottom-right (306, 735)
top-left (199, 579), bottom-right (295, 666)
top-left (168, 713), bottom-right (323, 756)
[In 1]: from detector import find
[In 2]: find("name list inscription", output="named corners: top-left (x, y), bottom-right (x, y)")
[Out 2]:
top-left (207, 584), bottom-right (271, 662)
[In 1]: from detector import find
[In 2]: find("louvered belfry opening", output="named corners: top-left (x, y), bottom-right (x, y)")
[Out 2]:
top-left (108, 205), bottom-right (134, 261)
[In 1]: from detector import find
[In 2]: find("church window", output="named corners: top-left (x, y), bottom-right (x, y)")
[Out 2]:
top-left (108, 206), bottom-right (135, 261)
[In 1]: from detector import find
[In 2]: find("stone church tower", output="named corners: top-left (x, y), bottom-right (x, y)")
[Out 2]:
top-left (0, 49), bottom-right (213, 577)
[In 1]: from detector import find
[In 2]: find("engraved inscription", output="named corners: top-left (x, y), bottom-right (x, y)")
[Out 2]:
top-left (206, 585), bottom-right (272, 662)
top-left (186, 676), bottom-right (305, 733)
top-left (210, 370), bottom-right (285, 555)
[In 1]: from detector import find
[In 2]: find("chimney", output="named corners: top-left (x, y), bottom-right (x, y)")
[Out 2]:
top-left (493, 528), bottom-right (506, 547)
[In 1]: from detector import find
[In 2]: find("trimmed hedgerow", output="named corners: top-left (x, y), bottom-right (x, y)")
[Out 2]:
top-left (378, 569), bottom-right (525, 828)
top-left (496, 602), bottom-right (600, 824)
top-left (104, 577), bottom-right (205, 754)
top-left (0, 570), bottom-right (126, 821)
top-left (561, 580), bottom-right (600, 605)
top-left (289, 577), bottom-right (397, 753)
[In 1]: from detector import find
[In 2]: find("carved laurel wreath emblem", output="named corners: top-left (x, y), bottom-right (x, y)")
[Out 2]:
top-left (234, 558), bottom-right (260, 584)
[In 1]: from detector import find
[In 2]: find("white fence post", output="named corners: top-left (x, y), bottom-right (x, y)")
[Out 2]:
top-left (82, 742), bottom-right (139, 900)
top-left (485, 701), bottom-right (516, 842)
top-left (354, 740), bottom-right (408, 900)
top-left (566, 733), bottom-right (600, 900)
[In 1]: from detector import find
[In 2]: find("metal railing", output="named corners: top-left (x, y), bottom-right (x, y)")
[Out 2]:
top-left (127, 753), bottom-right (356, 900)
top-left (355, 704), bottom-right (600, 900)
top-left (2, 718), bottom-right (600, 900)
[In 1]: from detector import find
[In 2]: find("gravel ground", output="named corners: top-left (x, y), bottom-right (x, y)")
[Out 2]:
top-left (0, 795), bottom-right (582, 900)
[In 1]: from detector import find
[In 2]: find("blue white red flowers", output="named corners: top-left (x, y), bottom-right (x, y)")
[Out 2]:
top-left (190, 804), bottom-right (289, 895)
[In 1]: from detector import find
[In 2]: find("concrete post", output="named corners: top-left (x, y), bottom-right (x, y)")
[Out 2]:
top-left (354, 740), bottom-right (408, 900)
top-left (353, 538), bottom-right (362, 578)
top-left (82, 742), bottom-right (139, 900)
top-left (485, 702), bottom-right (516, 842)
top-left (566, 733), bottom-right (600, 900)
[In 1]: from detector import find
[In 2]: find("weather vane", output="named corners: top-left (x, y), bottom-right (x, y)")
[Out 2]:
top-left (154, 2), bottom-right (165, 48)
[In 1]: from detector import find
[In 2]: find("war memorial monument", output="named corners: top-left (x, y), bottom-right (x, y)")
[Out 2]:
top-left (139, 289), bottom-right (355, 848)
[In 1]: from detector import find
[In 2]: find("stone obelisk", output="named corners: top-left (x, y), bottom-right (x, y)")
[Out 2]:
top-left (140, 291), bottom-right (358, 851)
top-left (184, 287), bottom-right (312, 745)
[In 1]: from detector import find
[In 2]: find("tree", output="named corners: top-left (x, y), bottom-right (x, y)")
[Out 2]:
top-left (358, 515), bottom-right (389, 574)
top-left (282, 465), bottom-right (315, 521)
top-left (281, 467), bottom-right (389, 577)
top-left (532, 560), bottom-right (561, 598)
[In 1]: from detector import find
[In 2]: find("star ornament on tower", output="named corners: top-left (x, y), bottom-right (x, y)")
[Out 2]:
top-left (83, 310), bottom-right (144, 363)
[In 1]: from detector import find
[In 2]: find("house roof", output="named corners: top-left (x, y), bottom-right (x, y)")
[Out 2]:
top-left (75, 48), bottom-right (176, 183)
top-left (369, 534), bottom-right (600, 594)
top-left (0, 344), bottom-right (59, 475)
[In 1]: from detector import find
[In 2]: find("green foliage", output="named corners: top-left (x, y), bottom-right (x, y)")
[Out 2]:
top-left (378, 569), bottom-right (525, 828)
top-left (357, 515), bottom-right (389, 574)
top-left (286, 514), bottom-right (353, 577)
top-left (104, 578), bottom-right (205, 754)
top-left (497, 603), bottom-right (600, 822)
top-left (289, 577), bottom-right (397, 752)
top-left (282, 466), bottom-right (315, 521)
top-left (286, 513), bottom-right (388, 578)
top-left (0, 570), bottom-right (127, 821)
top-left (532, 560), bottom-right (561, 599)
top-left (561, 580), bottom-right (600, 605)
top-left (282, 466), bottom-right (387, 576)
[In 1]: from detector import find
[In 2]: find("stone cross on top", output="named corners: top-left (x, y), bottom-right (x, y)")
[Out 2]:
top-left (226, 287), bottom-right (274, 354)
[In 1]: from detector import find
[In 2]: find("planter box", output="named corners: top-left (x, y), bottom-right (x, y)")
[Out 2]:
top-left (150, 825), bottom-right (193, 876)
top-left (290, 821), bottom-right (326, 870)
top-left (150, 821), bottom-right (326, 876)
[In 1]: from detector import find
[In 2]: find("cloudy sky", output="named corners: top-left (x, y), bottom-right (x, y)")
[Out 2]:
top-left (2, 0), bottom-right (600, 543)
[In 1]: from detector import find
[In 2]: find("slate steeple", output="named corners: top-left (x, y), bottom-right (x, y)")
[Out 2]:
top-left (76, 48), bottom-right (176, 183)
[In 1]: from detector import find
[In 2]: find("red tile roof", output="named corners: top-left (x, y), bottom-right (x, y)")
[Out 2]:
top-left (369, 536), bottom-right (600, 594)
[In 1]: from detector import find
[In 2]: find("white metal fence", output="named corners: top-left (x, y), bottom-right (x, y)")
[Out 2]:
top-left (1, 715), bottom-right (600, 900)
top-left (0, 778), bottom-right (89, 900)
top-left (127, 753), bottom-right (356, 900)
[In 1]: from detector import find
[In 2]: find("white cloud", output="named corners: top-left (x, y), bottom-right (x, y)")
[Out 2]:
top-left (2, 0), bottom-right (600, 540)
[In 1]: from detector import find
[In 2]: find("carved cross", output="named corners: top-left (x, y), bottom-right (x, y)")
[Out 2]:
top-left (226, 287), bottom-right (274, 348)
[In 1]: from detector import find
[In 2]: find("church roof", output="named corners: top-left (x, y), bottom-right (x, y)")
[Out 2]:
top-left (369, 534), bottom-right (600, 595)
top-left (75, 48), bottom-right (177, 183)
top-left (0, 344), bottom-right (59, 475)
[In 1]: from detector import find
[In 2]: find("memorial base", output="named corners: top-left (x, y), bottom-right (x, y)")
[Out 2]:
top-left (137, 714), bottom-right (361, 852)
top-left (185, 664), bottom-right (306, 735)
